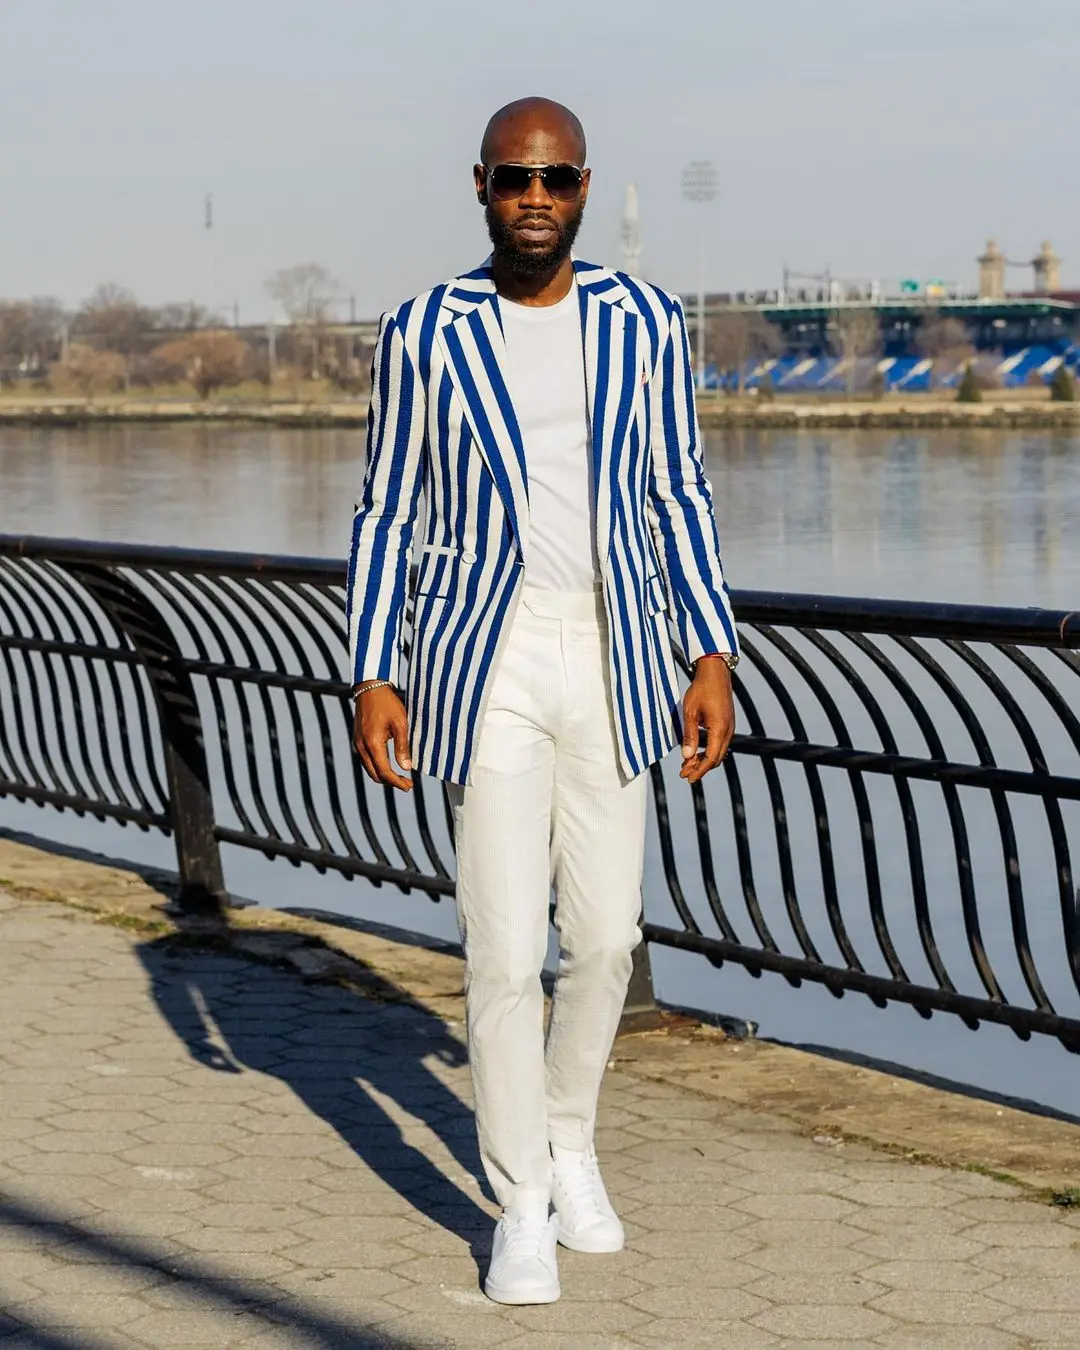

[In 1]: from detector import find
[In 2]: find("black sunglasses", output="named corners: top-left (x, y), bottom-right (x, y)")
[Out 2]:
top-left (485, 162), bottom-right (585, 202)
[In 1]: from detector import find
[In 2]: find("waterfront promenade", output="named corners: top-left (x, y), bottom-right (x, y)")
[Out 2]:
top-left (3, 868), bottom-right (1080, 1350)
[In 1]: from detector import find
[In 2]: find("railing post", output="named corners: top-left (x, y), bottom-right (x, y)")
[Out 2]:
top-left (619, 900), bottom-right (661, 1033)
top-left (67, 563), bottom-right (226, 916)
top-left (625, 935), bottom-right (658, 1016)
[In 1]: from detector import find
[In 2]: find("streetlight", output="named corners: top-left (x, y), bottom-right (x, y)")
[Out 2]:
top-left (682, 160), bottom-right (718, 391)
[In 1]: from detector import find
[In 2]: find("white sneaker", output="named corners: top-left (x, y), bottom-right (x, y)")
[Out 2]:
top-left (551, 1143), bottom-right (625, 1254)
top-left (484, 1191), bottom-right (560, 1305)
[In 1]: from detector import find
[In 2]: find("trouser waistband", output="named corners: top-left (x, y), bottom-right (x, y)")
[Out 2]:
top-left (520, 585), bottom-right (604, 621)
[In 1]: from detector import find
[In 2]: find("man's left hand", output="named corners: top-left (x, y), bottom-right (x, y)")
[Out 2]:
top-left (680, 658), bottom-right (736, 783)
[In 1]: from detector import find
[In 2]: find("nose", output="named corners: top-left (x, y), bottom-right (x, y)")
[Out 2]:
top-left (520, 171), bottom-right (553, 209)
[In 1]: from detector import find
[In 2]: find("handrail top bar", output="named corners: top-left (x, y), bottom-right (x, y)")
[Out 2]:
top-left (1, 533), bottom-right (1077, 648)
top-left (0, 533), bottom-right (344, 586)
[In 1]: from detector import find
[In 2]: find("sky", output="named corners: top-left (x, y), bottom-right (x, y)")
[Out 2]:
top-left (2, 0), bottom-right (1076, 322)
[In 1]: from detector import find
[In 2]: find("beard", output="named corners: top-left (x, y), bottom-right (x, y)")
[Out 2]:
top-left (485, 202), bottom-right (584, 275)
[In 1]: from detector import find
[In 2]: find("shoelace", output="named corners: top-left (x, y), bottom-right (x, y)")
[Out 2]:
top-left (556, 1149), bottom-right (606, 1222)
top-left (501, 1213), bottom-right (549, 1261)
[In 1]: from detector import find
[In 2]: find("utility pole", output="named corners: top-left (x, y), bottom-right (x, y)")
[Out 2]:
top-left (205, 192), bottom-right (216, 323)
top-left (682, 161), bottom-right (718, 391)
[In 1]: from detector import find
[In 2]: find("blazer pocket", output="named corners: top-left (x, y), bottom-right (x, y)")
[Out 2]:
top-left (645, 573), bottom-right (668, 615)
top-left (414, 548), bottom-right (456, 599)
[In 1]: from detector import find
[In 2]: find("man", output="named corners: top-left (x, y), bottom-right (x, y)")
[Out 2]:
top-left (347, 97), bottom-right (738, 1306)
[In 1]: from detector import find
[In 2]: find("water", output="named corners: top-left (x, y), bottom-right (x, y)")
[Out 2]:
top-left (3, 423), bottom-right (1080, 1116)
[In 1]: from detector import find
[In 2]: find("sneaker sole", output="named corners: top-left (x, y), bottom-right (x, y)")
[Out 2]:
top-left (556, 1225), bottom-right (625, 1254)
top-left (483, 1280), bottom-right (561, 1305)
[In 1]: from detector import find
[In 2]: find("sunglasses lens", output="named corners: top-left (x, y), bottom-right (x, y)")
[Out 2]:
top-left (488, 165), bottom-right (532, 199)
top-left (543, 165), bottom-right (583, 200)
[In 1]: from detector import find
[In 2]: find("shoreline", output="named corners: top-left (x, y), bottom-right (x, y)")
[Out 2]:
top-left (1, 397), bottom-right (1078, 432)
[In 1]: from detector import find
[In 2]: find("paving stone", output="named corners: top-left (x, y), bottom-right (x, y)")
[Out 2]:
top-left (742, 1242), bottom-right (871, 1276)
top-left (733, 1192), bottom-right (860, 1222)
top-left (509, 1335), bottom-right (642, 1350)
top-left (624, 1180), bottom-right (750, 1207)
top-left (21, 1263), bottom-right (168, 1296)
top-left (626, 1323), bottom-right (778, 1349)
top-left (850, 1228), bottom-right (987, 1262)
top-left (973, 1244), bottom-right (1080, 1277)
top-left (872, 1287), bottom-right (1015, 1324)
top-left (862, 1258), bottom-right (1001, 1293)
top-left (986, 1275), bottom-right (1080, 1310)
top-left (838, 1179), bottom-right (957, 1208)
top-left (746, 1270), bottom-right (887, 1306)
top-left (844, 1204), bottom-right (973, 1236)
top-left (750, 1302), bottom-right (897, 1340)
top-left (505, 1295), bottom-right (651, 1333)
top-left (737, 1218), bottom-right (865, 1250)
top-left (935, 1170), bottom-right (1027, 1199)
top-left (4, 892), bottom-right (1080, 1350)
top-left (874, 1328), bottom-right (1027, 1350)
top-left (630, 1256), bottom-right (762, 1290)
top-left (1, 1292), bottom-right (151, 1327)
top-left (962, 1220), bottom-right (1080, 1248)
top-left (380, 1310), bottom-right (509, 1347)
top-left (738, 1167), bottom-right (850, 1195)
top-left (997, 1311), bottom-right (1080, 1342)
top-left (627, 1284), bottom-right (770, 1320)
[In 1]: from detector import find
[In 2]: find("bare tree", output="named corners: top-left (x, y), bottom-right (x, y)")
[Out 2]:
top-left (152, 302), bottom-right (213, 333)
top-left (73, 284), bottom-right (154, 388)
top-left (149, 331), bottom-right (250, 398)
top-left (915, 314), bottom-right (974, 389)
top-left (707, 310), bottom-right (783, 394)
top-left (0, 298), bottom-right (68, 380)
top-left (50, 343), bottom-right (127, 400)
top-left (265, 264), bottom-right (341, 378)
top-left (831, 308), bottom-right (882, 395)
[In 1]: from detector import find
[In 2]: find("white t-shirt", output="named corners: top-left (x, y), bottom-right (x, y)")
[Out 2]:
top-left (500, 283), bottom-right (599, 592)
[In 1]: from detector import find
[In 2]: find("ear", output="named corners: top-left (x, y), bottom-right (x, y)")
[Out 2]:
top-left (473, 163), bottom-right (487, 207)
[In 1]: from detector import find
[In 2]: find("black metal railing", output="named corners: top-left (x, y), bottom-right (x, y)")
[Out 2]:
top-left (1, 534), bottom-right (1079, 1047)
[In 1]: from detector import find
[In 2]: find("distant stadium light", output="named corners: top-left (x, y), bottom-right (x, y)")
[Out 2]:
top-left (681, 160), bottom-right (718, 204)
top-left (682, 161), bottom-right (718, 390)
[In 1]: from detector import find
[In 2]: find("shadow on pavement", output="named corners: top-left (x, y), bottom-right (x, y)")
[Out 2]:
top-left (0, 1194), bottom-right (435, 1349)
top-left (134, 907), bottom-right (494, 1270)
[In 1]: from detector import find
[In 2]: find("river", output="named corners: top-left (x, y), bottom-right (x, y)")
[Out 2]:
top-left (3, 423), bottom-right (1080, 1116)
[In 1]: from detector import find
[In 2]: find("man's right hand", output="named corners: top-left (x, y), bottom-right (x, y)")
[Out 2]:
top-left (352, 686), bottom-right (413, 792)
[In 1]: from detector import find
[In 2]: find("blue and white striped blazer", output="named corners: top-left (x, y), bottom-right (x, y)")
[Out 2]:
top-left (347, 257), bottom-right (738, 786)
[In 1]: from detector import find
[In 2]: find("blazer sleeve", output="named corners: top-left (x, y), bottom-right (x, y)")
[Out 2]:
top-left (646, 297), bottom-right (739, 665)
top-left (346, 312), bottom-right (426, 686)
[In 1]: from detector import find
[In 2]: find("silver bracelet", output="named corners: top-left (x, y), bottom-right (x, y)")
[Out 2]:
top-left (351, 680), bottom-right (394, 698)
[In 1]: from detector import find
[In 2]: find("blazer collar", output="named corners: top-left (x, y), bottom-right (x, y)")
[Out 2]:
top-left (435, 256), bottom-right (637, 573)
top-left (440, 256), bottom-right (630, 315)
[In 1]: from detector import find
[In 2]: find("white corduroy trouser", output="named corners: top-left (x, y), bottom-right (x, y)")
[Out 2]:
top-left (447, 585), bottom-right (649, 1209)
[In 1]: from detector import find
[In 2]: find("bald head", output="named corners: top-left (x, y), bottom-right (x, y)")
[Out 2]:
top-left (480, 98), bottom-right (586, 167)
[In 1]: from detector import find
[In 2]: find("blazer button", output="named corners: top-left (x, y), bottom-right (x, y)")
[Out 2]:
top-left (461, 550), bottom-right (477, 564)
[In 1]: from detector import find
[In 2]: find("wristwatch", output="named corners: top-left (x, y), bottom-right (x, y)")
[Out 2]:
top-left (694, 652), bottom-right (740, 673)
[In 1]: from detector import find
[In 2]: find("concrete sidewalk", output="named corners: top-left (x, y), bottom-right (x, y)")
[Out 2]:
top-left (1, 888), bottom-right (1079, 1350)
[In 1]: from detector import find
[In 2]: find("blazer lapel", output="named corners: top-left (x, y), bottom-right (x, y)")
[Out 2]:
top-left (577, 263), bottom-right (639, 579)
top-left (437, 275), bottom-right (530, 562)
